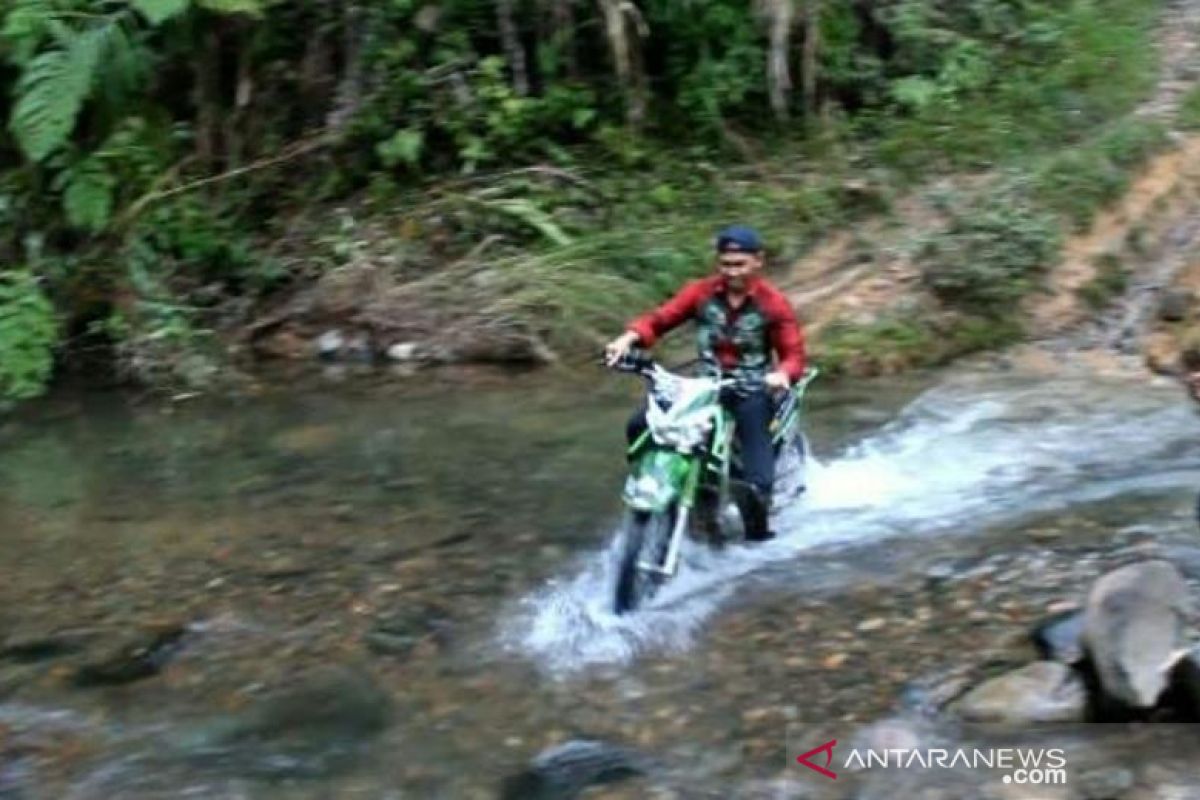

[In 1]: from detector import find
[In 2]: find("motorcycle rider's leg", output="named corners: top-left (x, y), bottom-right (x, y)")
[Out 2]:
top-left (728, 390), bottom-right (776, 542)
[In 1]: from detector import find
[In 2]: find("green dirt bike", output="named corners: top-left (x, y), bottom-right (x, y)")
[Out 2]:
top-left (609, 350), bottom-right (818, 614)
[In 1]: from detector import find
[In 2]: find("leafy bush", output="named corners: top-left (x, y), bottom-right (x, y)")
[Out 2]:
top-left (872, 0), bottom-right (1158, 171)
top-left (1032, 150), bottom-right (1126, 231)
top-left (817, 315), bottom-right (937, 376)
top-left (1178, 85), bottom-right (1200, 130)
top-left (919, 188), bottom-right (1062, 314)
top-left (1032, 119), bottom-right (1166, 230)
top-left (0, 270), bottom-right (57, 400)
top-left (1097, 118), bottom-right (1168, 168)
top-left (1077, 253), bottom-right (1129, 309)
top-left (0, 0), bottom-right (1170, 392)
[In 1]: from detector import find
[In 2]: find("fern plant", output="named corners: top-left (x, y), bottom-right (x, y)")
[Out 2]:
top-left (0, 270), bottom-right (57, 401)
top-left (9, 22), bottom-right (115, 162)
top-left (54, 154), bottom-right (117, 232)
top-left (6, 0), bottom-right (263, 164)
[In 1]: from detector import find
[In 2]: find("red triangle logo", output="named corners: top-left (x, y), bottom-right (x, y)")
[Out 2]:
top-left (796, 739), bottom-right (838, 780)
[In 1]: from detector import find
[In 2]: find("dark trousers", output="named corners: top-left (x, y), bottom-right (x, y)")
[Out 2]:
top-left (626, 389), bottom-right (776, 538)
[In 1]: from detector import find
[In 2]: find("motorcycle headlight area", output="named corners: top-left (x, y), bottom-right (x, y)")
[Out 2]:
top-left (646, 380), bottom-right (719, 451)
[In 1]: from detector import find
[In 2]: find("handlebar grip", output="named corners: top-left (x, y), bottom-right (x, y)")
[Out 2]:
top-left (612, 348), bottom-right (655, 374)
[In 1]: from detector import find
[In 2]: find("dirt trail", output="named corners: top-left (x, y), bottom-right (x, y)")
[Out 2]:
top-left (1027, 0), bottom-right (1200, 346)
top-left (1027, 138), bottom-right (1200, 341)
top-left (779, 188), bottom-right (936, 336)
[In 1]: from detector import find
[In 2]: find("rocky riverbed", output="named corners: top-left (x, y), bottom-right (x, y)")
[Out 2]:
top-left (1, 367), bottom-right (1198, 798)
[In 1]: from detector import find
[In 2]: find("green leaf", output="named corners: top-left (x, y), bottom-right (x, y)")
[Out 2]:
top-left (890, 76), bottom-right (939, 111)
top-left (376, 127), bottom-right (424, 168)
top-left (195, 0), bottom-right (263, 16)
top-left (1, 0), bottom-right (54, 64)
top-left (129, 0), bottom-right (191, 25)
top-left (0, 270), bottom-right (57, 401)
top-left (486, 199), bottom-right (573, 246)
top-left (571, 107), bottom-right (597, 130)
top-left (61, 158), bottom-right (116, 232)
top-left (9, 24), bottom-right (109, 162)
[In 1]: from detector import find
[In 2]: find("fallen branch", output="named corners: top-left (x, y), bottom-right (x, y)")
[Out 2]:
top-left (117, 131), bottom-right (336, 230)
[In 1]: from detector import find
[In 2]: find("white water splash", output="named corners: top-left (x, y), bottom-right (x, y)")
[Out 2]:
top-left (504, 372), bottom-right (1200, 674)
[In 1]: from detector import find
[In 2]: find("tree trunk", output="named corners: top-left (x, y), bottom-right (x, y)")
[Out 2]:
top-left (801, 0), bottom-right (822, 117)
top-left (193, 25), bottom-right (222, 171)
top-left (496, 0), bottom-right (529, 95)
top-left (225, 23), bottom-right (254, 170)
top-left (553, 0), bottom-right (579, 79)
top-left (326, 3), bottom-right (366, 132)
top-left (597, 0), bottom-right (647, 129)
top-left (299, 32), bottom-right (335, 128)
top-left (761, 0), bottom-right (795, 121)
top-left (536, 0), bottom-right (578, 81)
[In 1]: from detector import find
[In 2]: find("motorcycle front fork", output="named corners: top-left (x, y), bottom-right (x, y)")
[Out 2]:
top-left (639, 458), bottom-right (703, 578)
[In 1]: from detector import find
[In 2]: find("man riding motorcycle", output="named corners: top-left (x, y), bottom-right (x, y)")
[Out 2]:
top-left (604, 225), bottom-right (806, 542)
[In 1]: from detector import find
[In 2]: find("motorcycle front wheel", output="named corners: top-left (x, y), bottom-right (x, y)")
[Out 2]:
top-left (613, 509), bottom-right (673, 614)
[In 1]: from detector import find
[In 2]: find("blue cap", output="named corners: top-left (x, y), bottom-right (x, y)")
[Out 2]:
top-left (715, 225), bottom-right (764, 253)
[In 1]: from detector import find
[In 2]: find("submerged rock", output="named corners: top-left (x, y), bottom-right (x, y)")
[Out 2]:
top-left (951, 662), bottom-right (1087, 723)
top-left (386, 342), bottom-right (421, 362)
top-left (0, 631), bottom-right (94, 664)
top-left (1082, 560), bottom-right (1190, 709)
top-left (1164, 646), bottom-right (1200, 720)
top-left (0, 755), bottom-right (28, 800)
top-left (1077, 767), bottom-right (1135, 799)
top-left (175, 667), bottom-right (394, 778)
top-left (209, 667), bottom-right (393, 745)
top-left (0, 666), bottom-right (38, 701)
top-left (363, 605), bottom-right (452, 658)
top-left (73, 623), bottom-right (186, 687)
top-left (316, 329), bottom-right (344, 360)
top-left (498, 739), bottom-right (647, 800)
top-left (898, 664), bottom-right (974, 714)
top-left (1031, 609), bottom-right (1085, 665)
top-left (1158, 289), bottom-right (1194, 322)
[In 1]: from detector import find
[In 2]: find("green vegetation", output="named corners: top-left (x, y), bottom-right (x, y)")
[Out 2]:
top-left (1179, 85), bottom-right (1200, 129)
top-left (818, 315), bottom-right (938, 376)
top-left (0, 271), bottom-right (57, 400)
top-left (0, 0), bottom-right (1169, 400)
top-left (920, 184), bottom-right (1062, 314)
top-left (817, 312), bottom-right (1024, 376)
top-left (1031, 119), bottom-right (1167, 230)
top-left (869, 0), bottom-right (1159, 172)
top-left (1078, 253), bottom-right (1131, 310)
top-left (910, 116), bottom-right (1165, 345)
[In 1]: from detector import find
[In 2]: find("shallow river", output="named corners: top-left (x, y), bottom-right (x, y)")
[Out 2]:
top-left (2, 362), bottom-right (1199, 798)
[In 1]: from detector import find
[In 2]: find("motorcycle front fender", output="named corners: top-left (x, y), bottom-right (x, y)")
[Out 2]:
top-left (623, 449), bottom-right (695, 513)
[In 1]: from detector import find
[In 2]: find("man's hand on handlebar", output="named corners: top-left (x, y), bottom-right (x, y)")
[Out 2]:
top-left (764, 370), bottom-right (791, 393)
top-left (605, 331), bottom-right (641, 367)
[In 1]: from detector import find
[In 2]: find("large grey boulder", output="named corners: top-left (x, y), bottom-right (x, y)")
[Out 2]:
top-left (951, 662), bottom-right (1087, 723)
top-left (1082, 560), bottom-right (1191, 709)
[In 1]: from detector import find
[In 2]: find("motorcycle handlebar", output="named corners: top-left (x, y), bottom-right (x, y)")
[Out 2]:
top-left (606, 348), bottom-right (656, 376)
